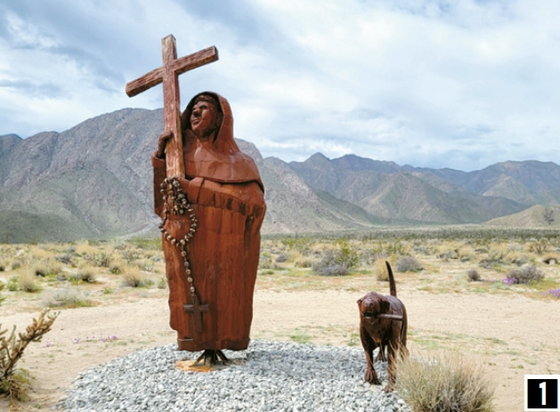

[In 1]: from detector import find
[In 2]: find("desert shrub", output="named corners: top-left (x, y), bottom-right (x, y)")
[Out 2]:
top-left (55, 253), bottom-right (75, 265)
top-left (528, 239), bottom-right (550, 255)
top-left (395, 352), bottom-right (495, 412)
top-left (467, 269), bottom-right (481, 282)
top-left (33, 258), bottom-right (62, 278)
top-left (313, 264), bottom-right (349, 277)
top-left (42, 287), bottom-right (94, 308)
top-left (120, 248), bottom-right (143, 263)
top-left (0, 281), bottom-right (4, 291)
top-left (18, 271), bottom-right (42, 293)
top-left (312, 243), bottom-right (358, 277)
top-left (374, 258), bottom-right (389, 281)
top-left (109, 261), bottom-right (124, 274)
top-left (506, 264), bottom-right (544, 285)
top-left (10, 260), bottom-right (23, 271)
top-left (122, 268), bottom-right (149, 288)
top-left (1, 309), bottom-right (58, 404)
top-left (281, 236), bottom-right (313, 255)
top-left (478, 248), bottom-right (506, 269)
top-left (157, 277), bottom-right (167, 289)
top-left (0, 262), bottom-right (5, 272)
top-left (69, 267), bottom-right (97, 284)
top-left (259, 256), bottom-right (273, 270)
top-left (134, 259), bottom-right (154, 272)
top-left (275, 254), bottom-right (288, 263)
top-left (7, 277), bottom-right (18, 292)
top-left (394, 255), bottom-right (423, 273)
top-left (84, 251), bottom-right (113, 268)
top-left (293, 256), bottom-right (312, 268)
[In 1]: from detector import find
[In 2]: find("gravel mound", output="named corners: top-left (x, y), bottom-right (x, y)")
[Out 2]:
top-left (57, 340), bottom-right (411, 412)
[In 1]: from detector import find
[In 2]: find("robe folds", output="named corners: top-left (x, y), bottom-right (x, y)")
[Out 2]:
top-left (152, 92), bottom-right (266, 351)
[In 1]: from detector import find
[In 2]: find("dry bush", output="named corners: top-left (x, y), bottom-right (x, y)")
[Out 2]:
top-left (18, 271), bottom-right (42, 293)
top-left (394, 255), bottom-right (423, 273)
top-left (293, 255), bottom-right (312, 268)
top-left (109, 261), bottom-right (124, 274)
top-left (42, 287), bottom-right (94, 308)
top-left (84, 251), bottom-right (113, 268)
top-left (506, 264), bottom-right (544, 285)
top-left (122, 267), bottom-right (148, 288)
top-left (528, 239), bottom-right (550, 255)
top-left (374, 258), bottom-right (389, 281)
top-left (395, 351), bottom-right (495, 412)
top-left (75, 241), bottom-right (99, 257)
top-left (69, 266), bottom-right (97, 284)
top-left (33, 258), bottom-right (62, 278)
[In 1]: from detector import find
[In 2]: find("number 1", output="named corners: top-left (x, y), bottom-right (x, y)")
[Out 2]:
top-left (539, 381), bottom-right (546, 405)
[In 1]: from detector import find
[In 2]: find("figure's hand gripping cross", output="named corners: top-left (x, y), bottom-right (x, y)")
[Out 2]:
top-left (126, 35), bottom-right (218, 178)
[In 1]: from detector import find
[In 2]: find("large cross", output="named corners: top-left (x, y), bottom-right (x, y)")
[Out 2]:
top-left (126, 35), bottom-right (219, 178)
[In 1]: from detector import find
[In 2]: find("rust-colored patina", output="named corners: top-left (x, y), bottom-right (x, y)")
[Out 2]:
top-left (152, 92), bottom-right (266, 353)
top-left (126, 36), bottom-right (265, 360)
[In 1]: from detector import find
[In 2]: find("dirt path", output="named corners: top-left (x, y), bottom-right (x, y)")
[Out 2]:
top-left (1, 289), bottom-right (559, 411)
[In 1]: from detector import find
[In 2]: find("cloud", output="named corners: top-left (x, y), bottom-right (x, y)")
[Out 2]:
top-left (1, 0), bottom-right (560, 171)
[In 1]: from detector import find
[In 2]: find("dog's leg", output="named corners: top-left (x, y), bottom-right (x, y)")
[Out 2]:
top-left (360, 328), bottom-right (381, 385)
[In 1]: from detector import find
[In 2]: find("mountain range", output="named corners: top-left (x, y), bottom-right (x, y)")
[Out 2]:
top-left (1, 108), bottom-right (559, 243)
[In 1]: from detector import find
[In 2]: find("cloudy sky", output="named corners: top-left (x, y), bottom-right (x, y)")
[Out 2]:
top-left (1, 0), bottom-right (559, 171)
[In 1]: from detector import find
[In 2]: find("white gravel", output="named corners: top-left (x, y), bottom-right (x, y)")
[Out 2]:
top-left (56, 340), bottom-right (411, 412)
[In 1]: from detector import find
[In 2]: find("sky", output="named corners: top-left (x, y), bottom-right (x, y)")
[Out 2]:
top-left (1, 0), bottom-right (560, 171)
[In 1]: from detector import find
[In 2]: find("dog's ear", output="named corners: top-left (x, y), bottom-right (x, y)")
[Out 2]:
top-left (380, 299), bottom-right (391, 313)
top-left (357, 298), bottom-right (363, 305)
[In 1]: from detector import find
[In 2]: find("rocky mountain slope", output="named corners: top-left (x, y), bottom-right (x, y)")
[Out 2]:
top-left (1, 108), bottom-right (559, 242)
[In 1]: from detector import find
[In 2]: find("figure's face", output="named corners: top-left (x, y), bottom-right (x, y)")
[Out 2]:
top-left (190, 100), bottom-right (219, 139)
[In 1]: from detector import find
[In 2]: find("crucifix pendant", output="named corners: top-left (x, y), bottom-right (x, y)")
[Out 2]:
top-left (184, 291), bottom-right (209, 334)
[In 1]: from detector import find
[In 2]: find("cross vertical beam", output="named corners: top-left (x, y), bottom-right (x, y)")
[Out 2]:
top-left (125, 35), bottom-right (218, 178)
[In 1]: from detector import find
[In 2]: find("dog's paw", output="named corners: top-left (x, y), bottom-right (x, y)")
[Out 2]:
top-left (383, 384), bottom-right (394, 393)
top-left (364, 369), bottom-right (381, 385)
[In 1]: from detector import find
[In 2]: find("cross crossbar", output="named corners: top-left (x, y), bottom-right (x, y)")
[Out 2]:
top-left (125, 35), bottom-right (218, 178)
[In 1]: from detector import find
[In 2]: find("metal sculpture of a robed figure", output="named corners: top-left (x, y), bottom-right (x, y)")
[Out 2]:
top-left (126, 35), bottom-right (266, 365)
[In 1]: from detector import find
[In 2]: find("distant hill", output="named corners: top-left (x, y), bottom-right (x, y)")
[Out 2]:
top-left (1, 108), bottom-right (559, 242)
top-left (485, 204), bottom-right (560, 228)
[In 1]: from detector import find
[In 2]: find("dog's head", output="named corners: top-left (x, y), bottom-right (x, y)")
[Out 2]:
top-left (357, 292), bottom-right (391, 324)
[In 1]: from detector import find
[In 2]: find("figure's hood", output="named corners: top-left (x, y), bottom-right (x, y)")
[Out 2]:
top-left (181, 91), bottom-right (264, 190)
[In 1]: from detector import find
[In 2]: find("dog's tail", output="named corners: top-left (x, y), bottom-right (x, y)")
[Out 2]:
top-left (386, 261), bottom-right (397, 297)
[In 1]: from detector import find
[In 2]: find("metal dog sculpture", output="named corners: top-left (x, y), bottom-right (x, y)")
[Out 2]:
top-left (357, 261), bottom-right (408, 392)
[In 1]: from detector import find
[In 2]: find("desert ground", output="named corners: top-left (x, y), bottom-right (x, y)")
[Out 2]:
top-left (1, 233), bottom-right (559, 411)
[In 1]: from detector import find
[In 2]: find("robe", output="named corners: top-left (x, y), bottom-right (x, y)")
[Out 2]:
top-left (152, 92), bottom-right (266, 351)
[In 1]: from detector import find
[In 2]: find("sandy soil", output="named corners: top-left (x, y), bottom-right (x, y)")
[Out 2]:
top-left (1, 286), bottom-right (559, 412)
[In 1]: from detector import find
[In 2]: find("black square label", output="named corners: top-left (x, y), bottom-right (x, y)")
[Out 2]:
top-left (526, 377), bottom-right (559, 410)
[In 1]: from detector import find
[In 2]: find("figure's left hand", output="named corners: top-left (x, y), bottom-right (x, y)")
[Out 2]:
top-left (155, 130), bottom-right (173, 158)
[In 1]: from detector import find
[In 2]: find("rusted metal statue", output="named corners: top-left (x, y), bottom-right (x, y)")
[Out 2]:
top-left (126, 36), bottom-right (266, 365)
